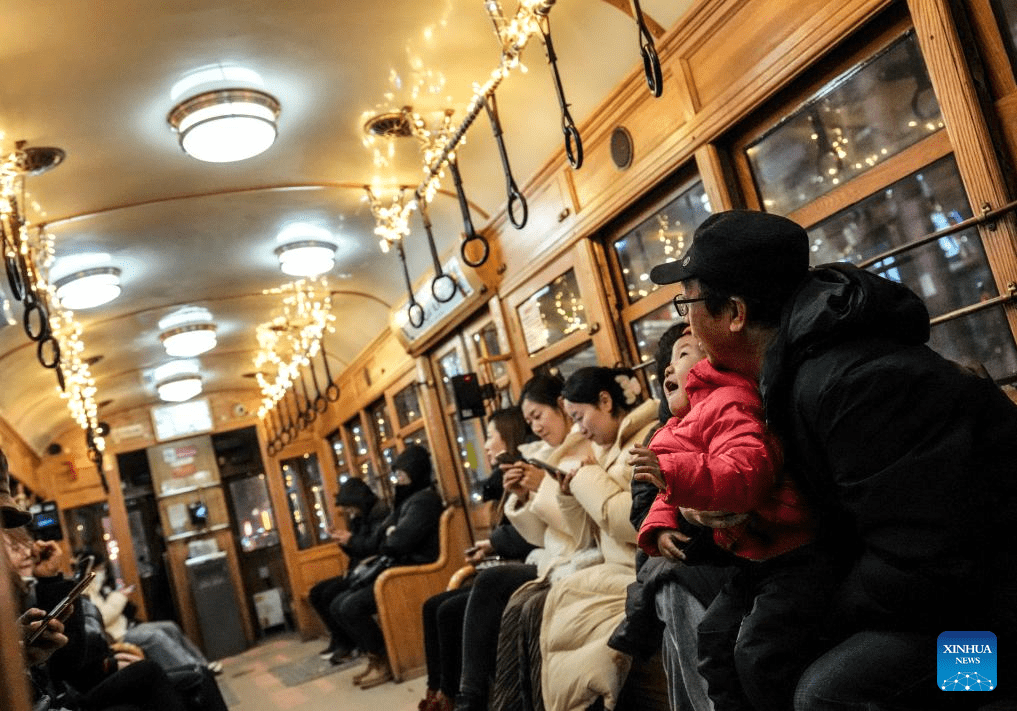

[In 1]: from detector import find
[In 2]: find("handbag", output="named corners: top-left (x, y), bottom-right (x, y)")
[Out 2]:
top-left (345, 554), bottom-right (396, 590)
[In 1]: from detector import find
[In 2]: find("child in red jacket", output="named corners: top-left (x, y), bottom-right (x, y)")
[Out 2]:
top-left (633, 335), bottom-right (835, 711)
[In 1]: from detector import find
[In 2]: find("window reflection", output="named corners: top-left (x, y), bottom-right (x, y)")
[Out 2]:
top-left (403, 429), bottom-right (430, 451)
top-left (992, 0), bottom-right (1017, 69)
top-left (346, 420), bottom-right (369, 457)
top-left (393, 383), bottom-right (422, 428)
top-left (537, 342), bottom-right (599, 381)
top-left (438, 350), bottom-right (465, 404)
top-left (747, 32), bottom-right (943, 216)
top-left (807, 156), bottom-right (1017, 378)
top-left (631, 302), bottom-right (682, 401)
top-left (368, 399), bottom-right (391, 443)
top-left (473, 323), bottom-right (508, 380)
top-left (613, 182), bottom-right (712, 303)
top-left (228, 474), bottom-right (279, 552)
top-left (451, 418), bottom-right (486, 502)
top-left (516, 270), bottom-right (587, 355)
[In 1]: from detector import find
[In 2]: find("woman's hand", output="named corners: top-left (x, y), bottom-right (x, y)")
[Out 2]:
top-left (559, 457), bottom-right (594, 496)
top-left (464, 539), bottom-right (494, 564)
top-left (333, 528), bottom-right (353, 545)
top-left (679, 507), bottom-right (749, 529)
top-left (655, 528), bottom-right (691, 562)
top-left (628, 446), bottom-right (665, 490)
top-left (502, 461), bottom-right (545, 502)
top-left (20, 608), bottom-right (68, 666)
top-left (32, 540), bottom-right (63, 578)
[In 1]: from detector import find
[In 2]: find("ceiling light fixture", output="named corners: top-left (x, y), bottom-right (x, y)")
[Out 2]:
top-left (161, 324), bottom-right (218, 357)
top-left (168, 88), bottom-right (281, 163)
top-left (157, 375), bottom-right (203, 403)
top-left (275, 240), bottom-right (337, 277)
top-left (54, 267), bottom-right (122, 310)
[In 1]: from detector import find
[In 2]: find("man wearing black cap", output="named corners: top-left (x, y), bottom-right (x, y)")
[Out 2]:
top-left (650, 210), bottom-right (1017, 709)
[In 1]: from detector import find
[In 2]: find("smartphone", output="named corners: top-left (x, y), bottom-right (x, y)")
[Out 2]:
top-left (523, 457), bottom-right (568, 481)
top-left (27, 569), bottom-right (96, 645)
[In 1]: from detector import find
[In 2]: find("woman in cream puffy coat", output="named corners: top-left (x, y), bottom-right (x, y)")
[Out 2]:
top-left (541, 366), bottom-right (658, 711)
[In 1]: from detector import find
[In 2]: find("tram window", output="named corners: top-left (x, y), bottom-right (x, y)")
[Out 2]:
top-left (450, 417), bottom-right (487, 502)
top-left (437, 348), bottom-right (466, 405)
top-left (346, 419), bottom-right (369, 458)
top-left (991, 0), bottom-right (1017, 69)
top-left (746, 31), bottom-right (942, 217)
top-left (516, 269), bottom-right (587, 355)
top-left (228, 474), bottom-right (279, 553)
top-left (280, 453), bottom-right (333, 551)
top-left (403, 428), bottom-right (429, 450)
top-left (472, 323), bottom-right (509, 380)
top-left (612, 181), bottom-right (712, 304)
top-left (537, 342), bottom-right (599, 381)
top-left (368, 399), bottom-right (392, 442)
top-left (630, 301), bottom-right (679, 401)
top-left (328, 433), bottom-right (346, 470)
top-left (392, 382), bottom-right (422, 428)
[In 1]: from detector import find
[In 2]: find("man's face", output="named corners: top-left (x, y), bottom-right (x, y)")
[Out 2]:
top-left (680, 279), bottom-right (729, 368)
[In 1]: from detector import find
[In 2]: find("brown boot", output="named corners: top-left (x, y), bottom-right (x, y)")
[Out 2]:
top-left (418, 689), bottom-right (439, 711)
top-left (351, 654), bottom-right (378, 685)
top-left (357, 653), bottom-right (393, 689)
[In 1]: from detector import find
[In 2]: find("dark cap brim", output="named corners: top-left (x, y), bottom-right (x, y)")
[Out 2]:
top-left (649, 259), bottom-right (695, 286)
top-left (1, 503), bottom-right (32, 528)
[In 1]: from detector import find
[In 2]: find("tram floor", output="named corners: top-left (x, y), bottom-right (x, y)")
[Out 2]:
top-left (216, 632), bottom-right (426, 710)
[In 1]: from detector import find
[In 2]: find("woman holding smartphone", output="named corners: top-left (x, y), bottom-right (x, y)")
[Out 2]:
top-left (452, 374), bottom-right (592, 711)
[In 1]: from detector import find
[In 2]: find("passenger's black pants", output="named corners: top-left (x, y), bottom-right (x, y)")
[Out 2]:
top-left (697, 545), bottom-right (837, 711)
top-left (309, 574), bottom-right (356, 650)
top-left (458, 563), bottom-right (537, 705)
top-left (422, 587), bottom-right (470, 695)
top-left (330, 585), bottom-right (385, 656)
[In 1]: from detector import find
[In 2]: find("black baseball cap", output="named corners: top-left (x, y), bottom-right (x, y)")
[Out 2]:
top-left (649, 210), bottom-right (810, 301)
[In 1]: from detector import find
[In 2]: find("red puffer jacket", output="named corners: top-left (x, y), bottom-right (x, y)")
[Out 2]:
top-left (638, 359), bottom-right (813, 562)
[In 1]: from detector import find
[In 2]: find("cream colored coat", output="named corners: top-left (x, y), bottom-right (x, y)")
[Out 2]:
top-left (539, 399), bottom-right (658, 711)
top-left (505, 428), bottom-right (593, 577)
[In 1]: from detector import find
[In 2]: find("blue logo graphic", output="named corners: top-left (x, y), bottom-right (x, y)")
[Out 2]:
top-left (938, 631), bottom-right (996, 691)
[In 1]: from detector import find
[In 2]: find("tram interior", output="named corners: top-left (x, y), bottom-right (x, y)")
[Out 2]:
top-left (2, 1), bottom-right (1017, 710)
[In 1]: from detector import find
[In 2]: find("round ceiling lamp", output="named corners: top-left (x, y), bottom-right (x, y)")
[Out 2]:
top-left (157, 375), bottom-right (203, 403)
top-left (161, 323), bottom-right (218, 357)
top-left (275, 240), bottom-right (337, 277)
top-left (168, 88), bottom-right (281, 163)
top-left (54, 267), bottom-right (122, 310)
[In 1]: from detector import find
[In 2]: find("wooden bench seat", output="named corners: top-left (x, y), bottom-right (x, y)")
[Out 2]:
top-left (374, 505), bottom-right (472, 682)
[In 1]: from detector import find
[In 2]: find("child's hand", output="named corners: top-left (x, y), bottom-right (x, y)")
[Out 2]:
top-left (655, 528), bottom-right (690, 562)
top-left (628, 446), bottom-right (664, 490)
top-left (680, 507), bottom-right (749, 529)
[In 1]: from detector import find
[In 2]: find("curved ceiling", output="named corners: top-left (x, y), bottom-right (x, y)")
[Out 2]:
top-left (0, 0), bottom-right (691, 453)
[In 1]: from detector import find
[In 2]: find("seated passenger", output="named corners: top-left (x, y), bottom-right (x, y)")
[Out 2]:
top-left (493, 366), bottom-right (657, 711)
top-left (84, 552), bottom-right (221, 674)
top-left (649, 209), bottom-right (1017, 709)
top-left (635, 317), bottom-right (831, 710)
top-left (332, 444), bottom-right (443, 690)
top-left (611, 322), bottom-right (738, 711)
top-left (456, 373), bottom-right (592, 711)
top-left (309, 476), bottom-right (389, 664)
top-left (419, 407), bottom-right (534, 711)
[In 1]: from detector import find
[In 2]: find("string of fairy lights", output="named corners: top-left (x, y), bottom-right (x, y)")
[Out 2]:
top-left (0, 158), bottom-right (106, 459)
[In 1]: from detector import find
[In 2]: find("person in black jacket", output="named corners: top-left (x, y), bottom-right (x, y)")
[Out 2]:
top-left (309, 477), bottom-right (390, 664)
top-left (332, 444), bottom-right (444, 690)
top-left (418, 407), bottom-right (535, 711)
top-left (649, 209), bottom-right (1017, 710)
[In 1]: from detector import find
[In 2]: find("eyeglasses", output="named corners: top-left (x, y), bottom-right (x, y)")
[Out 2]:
top-left (672, 295), bottom-right (707, 317)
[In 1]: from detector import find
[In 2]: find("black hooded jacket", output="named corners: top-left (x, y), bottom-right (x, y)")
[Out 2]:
top-left (760, 263), bottom-right (1017, 634)
top-left (379, 445), bottom-right (444, 564)
top-left (335, 477), bottom-right (390, 566)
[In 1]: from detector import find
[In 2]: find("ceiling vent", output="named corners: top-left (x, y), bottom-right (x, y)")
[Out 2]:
top-left (363, 108), bottom-right (414, 138)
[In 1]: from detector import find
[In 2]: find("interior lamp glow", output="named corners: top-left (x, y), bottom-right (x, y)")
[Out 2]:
top-left (275, 240), bottom-right (337, 277)
top-left (157, 375), bottom-right (203, 403)
top-left (54, 267), bottom-right (122, 310)
top-left (168, 89), bottom-right (281, 163)
top-left (160, 324), bottom-right (218, 357)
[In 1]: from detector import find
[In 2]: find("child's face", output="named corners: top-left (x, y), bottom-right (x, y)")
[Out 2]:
top-left (662, 333), bottom-right (706, 417)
